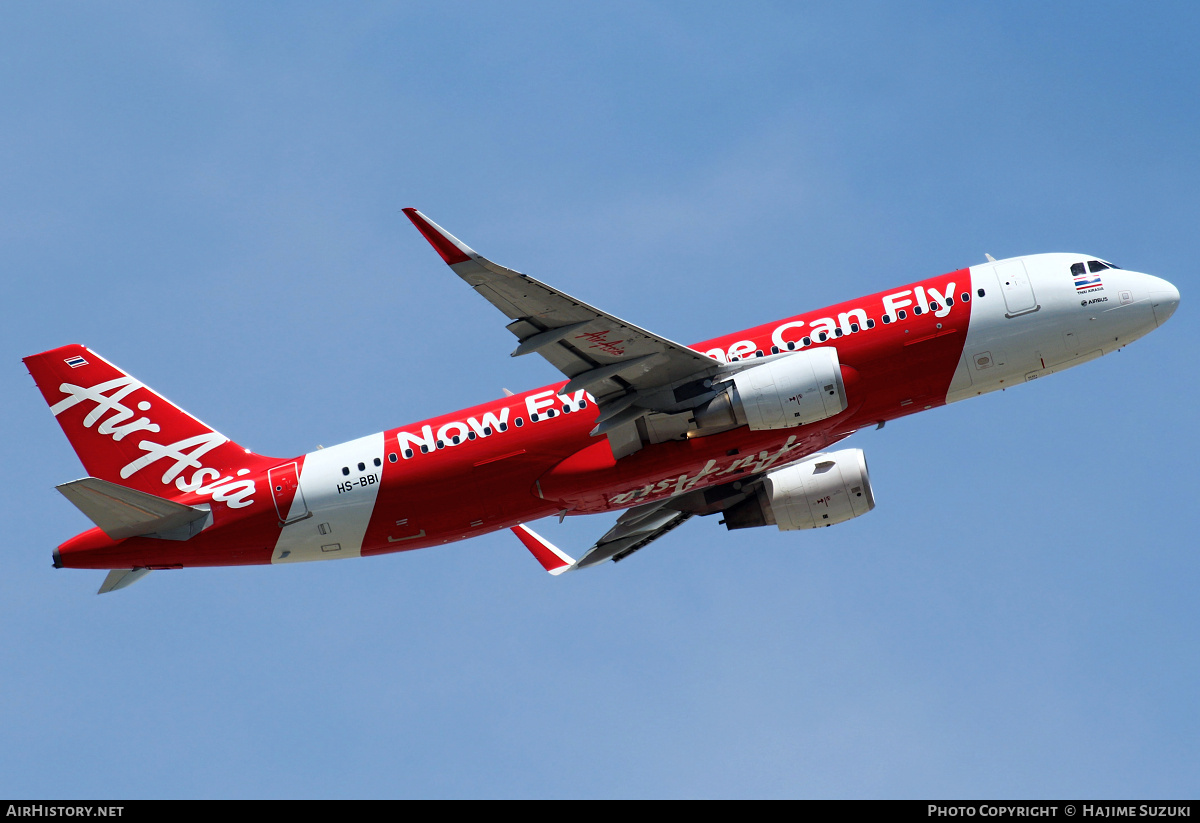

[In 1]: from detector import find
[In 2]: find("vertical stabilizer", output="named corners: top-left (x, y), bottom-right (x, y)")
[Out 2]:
top-left (24, 345), bottom-right (276, 503)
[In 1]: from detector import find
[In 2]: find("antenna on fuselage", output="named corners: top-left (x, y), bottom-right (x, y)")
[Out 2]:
top-left (985, 253), bottom-right (997, 262)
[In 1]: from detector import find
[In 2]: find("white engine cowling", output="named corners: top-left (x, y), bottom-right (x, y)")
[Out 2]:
top-left (723, 448), bottom-right (875, 531)
top-left (694, 348), bottom-right (848, 432)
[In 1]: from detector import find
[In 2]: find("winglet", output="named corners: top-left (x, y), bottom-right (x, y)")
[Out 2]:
top-left (512, 524), bottom-right (575, 575)
top-left (402, 208), bottom-right (476, 265)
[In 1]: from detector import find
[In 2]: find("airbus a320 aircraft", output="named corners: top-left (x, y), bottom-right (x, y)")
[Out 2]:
top-left (25, 210), bottom-right (1180, 592)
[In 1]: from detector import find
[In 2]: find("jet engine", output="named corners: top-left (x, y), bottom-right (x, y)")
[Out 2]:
top-left (693, 348), bottom-right (847, 432)
top-left (722, 448), bottom-right (875, 531)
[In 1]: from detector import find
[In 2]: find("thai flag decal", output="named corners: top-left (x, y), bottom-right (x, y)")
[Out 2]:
top-left (1074, 273), bottom-right (1103, 292)
top-left (64, 355), bottom-right (88, 368)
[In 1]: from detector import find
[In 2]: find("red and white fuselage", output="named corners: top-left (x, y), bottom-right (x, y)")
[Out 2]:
top-left (26, 243), bottom-right (1179, 580)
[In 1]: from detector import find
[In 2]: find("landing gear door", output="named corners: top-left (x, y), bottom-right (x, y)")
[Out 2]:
top-left (993, 259), bottom-right (1040, 318)
top-left (269, 462), bottom-right (311, 525)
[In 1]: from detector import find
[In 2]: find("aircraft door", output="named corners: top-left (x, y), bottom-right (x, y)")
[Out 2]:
top-left (993, 259), bottom-right (1040, 318)
top-left (269, 462), bottom-right (311, 524)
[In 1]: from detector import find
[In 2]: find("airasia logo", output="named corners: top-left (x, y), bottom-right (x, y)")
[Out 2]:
top-left (574, 330), bottom-right (626, 357)
top-left (607, 435), bottom-right (806, 506)
top-left (50, 376), bottom-right (256, 508)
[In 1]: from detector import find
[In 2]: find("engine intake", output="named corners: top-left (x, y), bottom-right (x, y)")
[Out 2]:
top-left (694, 348), bottom-right (847, 433)
top-left (723, 448), bottom-right (875, 531)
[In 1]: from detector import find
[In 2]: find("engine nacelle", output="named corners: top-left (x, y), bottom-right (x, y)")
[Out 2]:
top-left (723, 448), bottom-right (875, 531)
top-left (694, 348), bottom-right (848, 432)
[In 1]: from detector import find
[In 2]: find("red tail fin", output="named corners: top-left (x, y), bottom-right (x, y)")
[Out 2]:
top-left (24, 345), bottom-right (276, 507)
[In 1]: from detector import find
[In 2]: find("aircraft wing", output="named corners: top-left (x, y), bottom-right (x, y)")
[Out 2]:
top-left (403, 209), bottom-right (720, 413)
top-left (513, 475), bottom-right (765, 572)
top-left (571, 501), bottom-right (695, 568)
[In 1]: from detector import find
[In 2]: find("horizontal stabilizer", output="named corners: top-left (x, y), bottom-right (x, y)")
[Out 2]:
top-left (512, 524), bottom-right (575, 575)
top-left (98, 568), bottom-right (151, 594)
top-left (56, 477), bottom-right (212, 541)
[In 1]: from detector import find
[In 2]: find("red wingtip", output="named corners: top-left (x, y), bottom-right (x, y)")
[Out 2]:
top-left (402, 208), bottom-right (473, 265)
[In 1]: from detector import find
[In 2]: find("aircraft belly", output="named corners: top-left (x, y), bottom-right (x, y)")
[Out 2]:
top-left (356, 433), bottom-right (566, 556)
top-left (272, 433), bottom-right (384, 563)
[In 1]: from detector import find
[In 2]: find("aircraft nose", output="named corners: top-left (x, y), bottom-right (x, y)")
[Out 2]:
top-left (1147, 276), bottom-right (1180, 327)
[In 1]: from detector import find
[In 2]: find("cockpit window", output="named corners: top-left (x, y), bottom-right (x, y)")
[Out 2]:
top-left (1070, 262), bottom-right (1086, 276)
top-left (1102, 260), bottom-right (1121, 269)
top-left (1088, 260), bottom-right (1109, 273)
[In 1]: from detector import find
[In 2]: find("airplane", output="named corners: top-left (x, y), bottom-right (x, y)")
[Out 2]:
top-left (24, 209), bottom-right (1180, 592)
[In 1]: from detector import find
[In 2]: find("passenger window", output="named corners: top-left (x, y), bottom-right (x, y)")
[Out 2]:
top-left (802, 337), bottom-right (811, 346)
top-left (961, 292), bottom-right (970, 302)
top-left (358, 462), bottom-right (365, 471)
top-left (834, 328), bottom-right (843, 337)
top-left (913, 306), bottom-right (923, 316)
top-left (882, 315), bottom-right (891, 324)
top-left (787, 341), bottom-right (796, 350)
top-left (374, 458), bottom-right (381, 467)
top-left (976, 288), bottom-right (985, 298)
top-left (514, 418), bottom-right (523, 427)
top-left (771, 346), bottom-right (779, 354)
top-left (898, 310), bottom-right (907, 320)
top-left (866, 319), bottom-right (875, 329)
top-left (818, 332), bottom-right (828, 342)
top-left (388, 453), bottom-right (397, 463)
top-left (404, 449), bottom-right (414, 458)
top-left (850, 323), bottom-right (860, 332)
top-left (342, 467), bottom-right (350, 476)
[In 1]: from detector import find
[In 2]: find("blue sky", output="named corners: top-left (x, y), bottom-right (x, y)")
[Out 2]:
top-left (2, 2), bottom-right (1197, 798)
